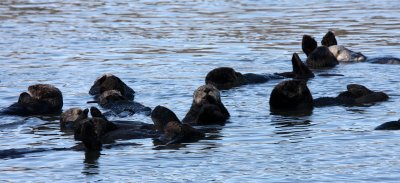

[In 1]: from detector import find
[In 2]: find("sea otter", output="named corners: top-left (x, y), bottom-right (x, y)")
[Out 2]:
top-left (205, 53), bottom-right (314, 90)
top-left (269, 80), bottom-right (389, 113)
top-left (375, 120), bottom-right (400, 130)
top-left (181, 85), bottom-right (230, 125)
top-left (88, 74), bottom-right (151, 116)
top-left (89, 73), bottom-right (135, 100)
top-left (0, 84), bottom-right (63, 116)
top-left (269, 80), bottom-right (314, 114)
top-left (303, 31), bottom-right (400, 66)
top-left (151, 105), bottom-right (205, 145)
top-left (96, 90), bottom-right (151, 116)
top-left (302, 31), bottom-right (366, 68)
top-left (61, 107), bottom-right (157, 151)
top-left (313, 84), bottom-right (389, 107)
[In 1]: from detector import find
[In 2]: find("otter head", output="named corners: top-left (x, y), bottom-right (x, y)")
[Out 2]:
top-left (328, 45), bottom-right (366, 62)
top-left (205, 67), bottom-right (245, 90)
top-left (269, 80), bottom-right (314, 112)
top-left (193, 84), bottom-right (221, 106)
top-left (98, 90), bottom-right (128, 106)
top-left (89, 74), bottom-right (135, 100)
top-left (151, 105), bottom-right (180, 132)
top-left (27, 84), bottom-right (63, 112)
top-left (60, 108), bottom-right (89, 130)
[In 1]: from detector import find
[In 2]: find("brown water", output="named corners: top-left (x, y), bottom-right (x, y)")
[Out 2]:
top-left (1, 0), bottom-right (400, 182)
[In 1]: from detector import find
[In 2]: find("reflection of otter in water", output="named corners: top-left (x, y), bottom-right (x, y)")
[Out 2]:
top-left (151, 106), bottom-right (205, 145)
top-left (88, 74), bottom-right (151, 116)
top-left (303, 31), bottom-right (400, 67)
top-left (1, 84), bottom-right (63, 116)
top-left (182, 85), bottom-right (230, 125)
top-left (269, 80), bottom-right (389, 114)
top-left (205, 53), bottom-right (314, 90)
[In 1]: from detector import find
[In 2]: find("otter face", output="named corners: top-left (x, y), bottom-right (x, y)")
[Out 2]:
top-left (89, 74), bottom-right (135, 100)
top-left (194, 85), bottom-right (221, 106)
top-left (328, 45), bottom-right (366, 62)
top-left (98, 90), bottom-right (127, 106)
top-left (269, 80), bottom-right (314, 111)
top-left (60, 108), bottom-right (89, 130)
top-left (205, 67), bottom-right (245, 90)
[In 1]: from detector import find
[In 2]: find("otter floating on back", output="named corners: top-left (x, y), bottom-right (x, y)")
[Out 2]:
top-left (269, 80), bottom-right (389, 115)
top-left (205, 53), bottom-right (314, 90)
top-left (303, 31), bottom-right (400, 68)
top-left (88, 74), bottom-right (151, 116)
top-left (0, 84), bottom-right (63, 116)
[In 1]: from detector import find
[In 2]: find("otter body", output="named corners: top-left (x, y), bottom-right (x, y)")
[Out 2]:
top-left (88, 74), bottom-right (151, 116)
top-left (269, 81), bottom-right (389, 114)
top-left (206, 53), bottom-right (314, 90)
top-left (1, 84), bottom-right (63, 116)
top-left (182, 85), bottom-right (230, 125)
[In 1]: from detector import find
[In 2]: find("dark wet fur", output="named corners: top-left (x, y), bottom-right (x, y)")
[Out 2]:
top-left (151, 106), bottom-right (205, 145)
top-left (269, 80), bottom-right (314, 112)
top-left (182, 95), bottom-right (230, 125)
top-left (321, 31), bottom-right (337, 47)
top-left (306, 46), bottom-right (338, 69)
top-left (375, 120), bottom-right (400, 130)
top-left (89, 74), bottom-right (135, 100)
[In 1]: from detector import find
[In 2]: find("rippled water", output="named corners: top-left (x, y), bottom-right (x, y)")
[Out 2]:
top-left (1, 0), bottom-right (400, 182)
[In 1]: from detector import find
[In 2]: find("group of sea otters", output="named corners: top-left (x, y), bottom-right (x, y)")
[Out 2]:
top-left (1, 31), bottom-right (400, 152)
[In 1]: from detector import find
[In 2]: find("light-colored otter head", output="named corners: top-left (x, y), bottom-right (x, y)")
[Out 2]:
top-left (328, 45), bottom-right (366, 62)
top-left (89, 73), bottom-right (135, 100)
top-left (60, 108), bottom-right (89, 130)
top-left (98, 90), bottom-right (127, 106)
top-left (27, 84), bottom-right (63, 110)
top-left (193, 84), bottom-right (221, 106)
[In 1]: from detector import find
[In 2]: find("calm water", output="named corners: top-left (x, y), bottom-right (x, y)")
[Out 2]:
top-left (1, 0), bottom-right (400, 182)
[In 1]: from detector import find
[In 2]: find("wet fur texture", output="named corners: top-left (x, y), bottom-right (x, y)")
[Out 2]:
top-left (89, 74), bottom-right (135, 100)
top-left (65, 107), bottom-right (157, 151)
top-left (314, 84), bottom-right (388, 107)
top-left (151, 106), bottom-right (205, 145)
top-left (302, 31), bottom-right (367, 68)
top-left (205, 53), bottom-right (314, 90)
top-left (269, 80), bottom-right (314, 113)
top-left (1, 84), bottom-right (63, 116)
top-left (182, 85), bottom-right (230, 125)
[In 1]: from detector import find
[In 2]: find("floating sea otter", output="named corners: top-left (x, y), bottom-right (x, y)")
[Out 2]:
top-left (61, 106), bottom-right (158, 151)
top-left (88, 74), bottom-right (151, 116)
top-left (269, 80), bottom-right (388, 114)
top-left (205, 53), bottom-right (314, 90)
top-left (303, 31), bottom-right (400, 68)
top-left (0, 84), bottom-right (63, 116)
top-left (181, 84), bottom-right (230, 125)
top-left (375, 120), bottom-right (400, 130)
top-left (151, 106), bottom-right (205, 145)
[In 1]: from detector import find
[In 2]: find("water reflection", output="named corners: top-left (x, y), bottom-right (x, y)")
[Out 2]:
top-left (82, 150), bottom-right (100, 175)
top-left (270, 115), bottom-right (314, 143)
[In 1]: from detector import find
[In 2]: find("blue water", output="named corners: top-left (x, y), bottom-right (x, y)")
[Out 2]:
top-left (1, 0), bottom-right (400, 182)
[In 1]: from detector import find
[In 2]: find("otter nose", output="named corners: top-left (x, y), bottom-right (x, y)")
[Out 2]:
top-left (204, 88), bottom-right (211, 94)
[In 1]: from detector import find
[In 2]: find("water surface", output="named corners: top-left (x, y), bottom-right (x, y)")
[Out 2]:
top-left (1, 0), bottom-right (400, 182)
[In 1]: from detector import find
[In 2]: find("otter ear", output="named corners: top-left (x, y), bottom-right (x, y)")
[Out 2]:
top-left (18, 92), bottom-right (31, 103)
top-left (302, 35), bottom-right (317, 57)
top-left (321, 31), bottom-right (337, 47)
top-left (291, 53), bottom-right (314, 79)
